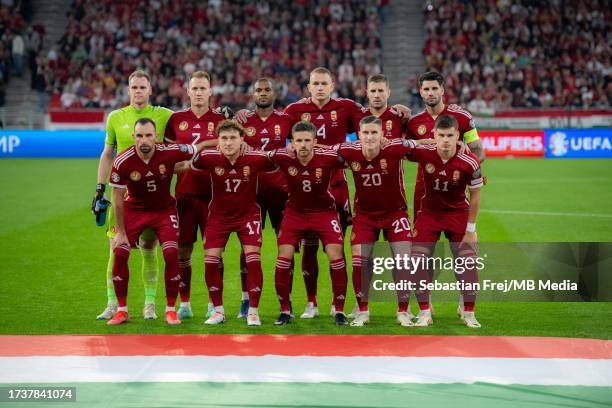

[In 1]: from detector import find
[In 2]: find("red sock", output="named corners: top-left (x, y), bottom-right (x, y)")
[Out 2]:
top-left (464, 301), bottom-right (475, 312)
top-left (351, 255), bottom-right (369, 311)
top-left (178, 258), bottom-right (192, 302)
top-left (418, 301), bottom-right (430, 311)
top-left (275, 257), bottom-right (292, 312)
top-left (239, 251), bottom-right (248, 293)
top-left (330, 258), bottom-right (347, 313)
top-left (161, 241), bottom-right (180, 307)
top-left (113, 244), bottom-right (131, 308)
top-left (301, 239), bottom-right (319, 304)
top-left (244, 252), bottom-right (263, 308)
top-left (205, 255), bottom-right (223, 307)
top-left (288, 258), bottom-right (295, 293)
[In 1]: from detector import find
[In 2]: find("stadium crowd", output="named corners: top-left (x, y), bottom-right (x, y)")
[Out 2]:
top-left (38, 0), bottom-right (384, 111)
top-left (419, 0), bottom-right (611, 112)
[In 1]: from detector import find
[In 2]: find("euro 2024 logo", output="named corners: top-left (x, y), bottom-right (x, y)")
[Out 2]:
top-left (549, 132), bottom-right (569, 157)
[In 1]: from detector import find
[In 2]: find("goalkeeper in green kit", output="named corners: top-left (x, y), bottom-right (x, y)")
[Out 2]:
top-left (92, 70), bottom-right (173, 320)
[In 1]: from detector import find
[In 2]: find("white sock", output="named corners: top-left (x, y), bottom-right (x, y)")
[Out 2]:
top-left (180, 302), bottom-right (191, 308)
top-left (248, 307), bottom-right (258, 315)
top-left (118, 306), bottom-right (128, 312)
top-left (166, 306), bottom-right (175, 312)
top-left (241, 292), bottom-right (249, 301)
top-left (214, 306), bottom-right (225, 314)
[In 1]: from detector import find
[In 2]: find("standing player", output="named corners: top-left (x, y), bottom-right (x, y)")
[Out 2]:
top-left (238, 78), bottom-right (296, 317)
top-left (92, 70), bottom-right (173, 321)
top-left (106, 118), bottom-right (207, 325)
top-left (268, 121), bottom-right (349, 326)
top-left (406, 115), bottom-right (483, 328)
top-left (164, 71), bottom-right (228, 320)
top-left (338, 116), bottom-right (434, 326)
top-left (190, 120), bottom-right (273, 327)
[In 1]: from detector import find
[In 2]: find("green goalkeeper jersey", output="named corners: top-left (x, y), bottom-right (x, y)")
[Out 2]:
top-left (104, 104), bottom-right (174, 153)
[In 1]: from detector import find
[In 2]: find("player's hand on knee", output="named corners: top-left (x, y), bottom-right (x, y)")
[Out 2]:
top-left (460, 231), bottom-right (478, 246)
top-left (112, 232), bottom-right (129, 249)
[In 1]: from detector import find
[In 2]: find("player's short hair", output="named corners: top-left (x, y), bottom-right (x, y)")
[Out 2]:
top-left (189, 70), bottom-right (211, 83)
top-left (434, 115), bottom-right (458, 130)
top-left (289, 121), bottom-right (317, 139)
top-left (419, 71), bottom-right (445, 88)
top-left (359, 115), bottom-right (382, 128)
top-left (254, 77), bottom-right (274, 88)
top-left (134, 117), bottom-right (156, 130)
top-left (367, 74), bottom-right (389, 87)
top-left (216, 119), bottom-right (246, 137)
top-left (128, 69), bottom-right (151, 84)
top-left (310, 67), bottom-right (333, 80)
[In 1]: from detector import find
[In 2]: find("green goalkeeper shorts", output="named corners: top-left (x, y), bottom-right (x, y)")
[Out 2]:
top-left (105, 200), bottom-right (157, 241)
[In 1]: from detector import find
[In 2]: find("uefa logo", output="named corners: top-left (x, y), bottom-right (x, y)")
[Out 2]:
top-left (549, 132), bottom-right (569, 157)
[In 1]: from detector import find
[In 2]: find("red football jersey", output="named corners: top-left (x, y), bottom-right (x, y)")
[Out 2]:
top-left (338, 139), bottom-right (417, 216)
top-left (191, 150), bottom-right (272, 220)
top-left (284, 97), bottom-right (363, 146)
top-left (406, 104), bottom-right (476, 141)
top-left (406, 145), bottom-right (483, 212)
top-left (110, 144), bottom-right (196, 211)
top-left (166, 108), bottom-right (226, 196)
top-left (353, 107), bottom-right (406, 139)
top-left (269, 148), bottom-right (345, 213)
top-left (242, 109), bottom-right (295, 150)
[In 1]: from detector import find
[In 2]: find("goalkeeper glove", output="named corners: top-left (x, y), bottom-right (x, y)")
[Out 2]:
top-left (91, 183), bottom-right (105, 213)
top-left (219, 105), bottom-right (234, 119)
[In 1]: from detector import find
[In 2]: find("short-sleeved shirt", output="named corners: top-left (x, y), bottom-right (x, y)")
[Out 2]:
top-left (191, 150), bottom-right (272, 220)
top-left (105, 105), bottom-right (174, 154)
top-left (353, 106), bottom-right (406, 140)
top-left (406, 103), bottom-right (479, 143)
top-left (242, 109), bottom-right (295, 151)
top-left (405, 145), bottom-right (483, 212)
top-left (338, 139), bottom-right (417, 216)
top-left (109, 144), bottom-right (196, 211)
top-left (165, 108), bottom-right (226, 196)
top-left (269, 148), bottom-right (346, 213)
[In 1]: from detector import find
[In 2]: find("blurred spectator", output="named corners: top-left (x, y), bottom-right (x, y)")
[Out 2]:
top-left (40, 0), bottom-right (383, 111)
top-left (422, 0), bottom-right (610, 109)
top-left (11, 30), bottom-right (24, 76)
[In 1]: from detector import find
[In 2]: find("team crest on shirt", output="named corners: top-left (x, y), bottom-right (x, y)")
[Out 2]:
top-left (315, 168), bottom-right (323, 179)
top-left (379, 159), bottom-right (388, 170)
top-left (288, 166), bottom-right (298, 176)
top-left (274, 124), bottom-right (281, 136)
top-left (425, 163), bottom-right (435, 174)
top-left (246, 127), bottom-right (256, 137)
top-left (208, 122), bottom-right (215, 132)
top-left (386, 120), bottom-right (393, 131)
top-left (350, 161), bottom-right (361, 172)
top-left (453, 170), bottom-right (461, 182)
top-left (159, 164), bottom-right (167, 175)
top-left (179, 121), bottom-right (189, 131)
top-left (301, 113), bottom-right (311, 122)
top-left (130, 171), bottom-right (141, 181)
top-left (331, 110), bottom-right (337, 122)
top-left (418, 124), bottom-right (427, 135)
top-left (111, 172), bottom-right (120, 183)
top-left (243, 165), bottom-right (250, 177)
top-left (214, 166), bottom-right (225, 176)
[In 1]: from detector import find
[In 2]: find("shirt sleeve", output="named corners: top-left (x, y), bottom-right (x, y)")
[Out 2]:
top-left (104, 111), bottom-right (118, 146)
top-left (109, 165), bottom-right (127, 189)
top-left (191, 149), bottom-right (214, 170)
top-left (158, 107), bottom-right (174, 142)
top-left (175, 143), bottom-right (196, 162)
top-left (165, 115), bottom-right (177, 143)
top-left (468, 161), bottom-right (484, 189)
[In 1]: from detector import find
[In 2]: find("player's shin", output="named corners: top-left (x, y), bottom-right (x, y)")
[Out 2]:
top-left (329, 258), bottom-right (348, 313)
top-left (139, 243), bottom-right (159, 304)
top-left (105, 244), bottom-right (118, 304)
top-left (239, 251), bottom-right (249, 297)
top-left (352, 255), bottom-right (370, 312)
top-left (275, 257), bottom-right (292, 312)
top-left (178, 258), bottom-right (192, 302)
top-left (412, 245), bottom-right (433, 311)
top-left (205, 255), bottom-right (223, 307)
top-left (244, 252), bottom-right (263, 308)
top-left (301, 238), bottom-right (320, 304)
top-left (451, 243), bottom-right (479, 312)
top-left (112, 244), bottom-right (131, 308)
top-left (161, 241), bottom-right (180, 308)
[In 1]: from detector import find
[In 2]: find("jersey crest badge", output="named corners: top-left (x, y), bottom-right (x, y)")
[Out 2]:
top-left (386, 120), bottom-right (393, 131)
top-left (453, 170), bottom-right (461, 182)
top-left (214, 166), bottom-right (225, 176)
top-left (418, 124), bottom-right (427, 136)
top-left (159, 164), bottom-right (167, 175)
top-left (315, 168), bottom-right (323, 179)
top-left (350, 162), bottom-right (361, 172)
top-left (330, 111), bottom-right (337, 122)
top-left (208, 122), bottom-right (215, 132)
top-left (246, 127), bottom-right (256, 137)
top-left (179, 121), bottom-right (189, 131)
top-left (301, 113), bottom-right (311, 122)
top-left (379, 159), bottom-right (388, 170)
top-left (111, 172), bottom-right (120, 183)
top-left (288, 166), bottom-right (298, 176)
top-left (425, 163), bottom-right (435, 174)
top-left (243, 166), bottom-right (250, 177)
top-left (274, 124), bottom-right (281, 136)
top-left (130, 171), bottom-right (141, 181)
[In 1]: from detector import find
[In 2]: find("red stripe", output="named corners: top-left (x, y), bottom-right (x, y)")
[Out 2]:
top-left (0, 335), bottom-right (609, 359)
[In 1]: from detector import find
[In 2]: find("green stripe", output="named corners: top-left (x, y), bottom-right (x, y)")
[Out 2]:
top-left (3, 383), bottom-right (611, 407)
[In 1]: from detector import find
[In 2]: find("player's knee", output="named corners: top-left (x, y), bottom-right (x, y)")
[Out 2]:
top-left (161, 241), bottom-right (179, 261)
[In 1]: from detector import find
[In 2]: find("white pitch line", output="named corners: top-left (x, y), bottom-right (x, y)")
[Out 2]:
top-left (1, 356), bottom-right (611, 386)
top-left (490, 178), bottom-right (612, 184)
top-left (480, 209), bottom-right (612, 218)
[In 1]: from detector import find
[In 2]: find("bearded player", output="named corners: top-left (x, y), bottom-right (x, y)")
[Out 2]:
top-left (93, 70), bottom-right (173, 321)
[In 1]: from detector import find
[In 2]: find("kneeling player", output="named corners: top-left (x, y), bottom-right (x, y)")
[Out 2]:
top-left (191, 120), bottom-right (272, 326)
top-left (107, 118), bottom-right (207, 325)
top-left (407, 115), bottom-right (483, 328)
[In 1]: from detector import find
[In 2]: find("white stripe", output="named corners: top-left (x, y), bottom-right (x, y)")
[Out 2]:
top-left (113, 149), bottom-right (135, 169)
top-left (1, 356), bottom-right (610, 386)
top-left (108, 183), bottom-right (126, 189)
top-left (480, 209), bottom-right (612, 218)
top-left (457, 153), bottom-right (478, 170)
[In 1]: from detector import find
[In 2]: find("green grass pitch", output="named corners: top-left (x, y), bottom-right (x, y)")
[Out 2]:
top-left (0, 158), bottom-right (611, 338)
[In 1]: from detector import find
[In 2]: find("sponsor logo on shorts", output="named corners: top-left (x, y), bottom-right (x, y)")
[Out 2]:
top-left (179, 121), bottom-right (189, 131)
top-left (130, 171), bottom-right (141, 181)
top-left (288, 166), bottom-right (298, 176)
top-left (214, 166), bottom-right (225, 176)
top-left (274, 124), bottom-right (281, 136)
top-left (111, 172), bottom-right (120, 183)
top-left (159, 164), bottom-right (167, 175)
top-left (418, 124), bottom-right (427, 136)
top-left (301, 113), bottom-right (311, 122)
top-left (208, 122), bottom-right (215, 132)
top-left (246, 127), bottom-right (256, 137)
top-left (386, 120), bottom-right (393, 131)
top-left (425, 163), bottom-right (435, 174)
top-left (453, 170), bottom-right (461, 182)
top-left (350, 161), bottom-right (361, 171)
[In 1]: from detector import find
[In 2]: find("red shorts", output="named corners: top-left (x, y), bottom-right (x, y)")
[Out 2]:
top-left (257, 171), bottom-right (288, 233)
top-left (413, 209), bottom-right (468, 243)
top-left (204, 211), bottom-right (263, 249)
top-left (176, 193), bottom-right (210, 245)
top-left (278, 208), bottom-right (344, 247)
top-left (330, 181), bottom-right (352, 230)
top-left (351, 210), bottom-right (412, 245)
top-left (124, 206), bottom-right (179, 247)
